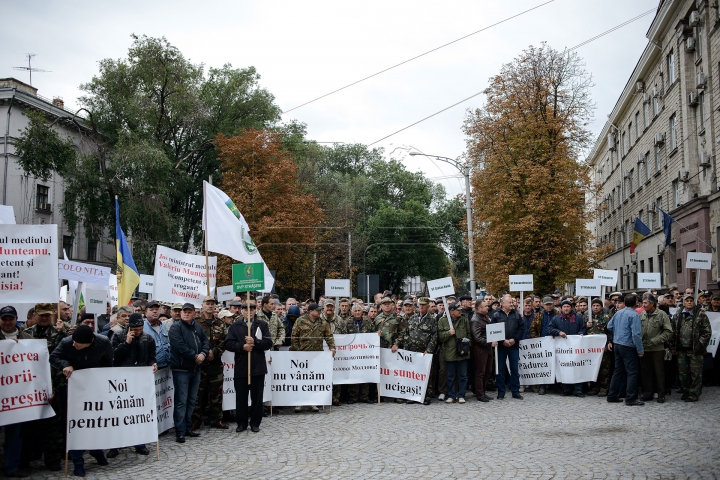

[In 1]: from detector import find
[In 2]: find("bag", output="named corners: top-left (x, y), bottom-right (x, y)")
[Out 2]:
top-left (455, 337), bottom-right (470, 357)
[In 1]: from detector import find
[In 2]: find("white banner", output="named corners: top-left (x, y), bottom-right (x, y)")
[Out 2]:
top-left (707, 312), bottom-right (720, 357)
top-left (487, 322), bottom-right (506, 343)
top-left (139, 274), bottom-right (154, 294)
top-left (58, 260), bottom-right (111, 285)
top-left (554, 335), bottom-right (607, 383)
top-left (686, 252), bottom-right (712, 270)
top-left (67, 367), bottom-right (158, 450)
top-left (332, 333), bottom-right (380, 384)
top-left (154, 368), bottom-right (174, 434)
top-left (217, 285), bottom-right (235, 303)
top-left (426, 277), bottom-right (454, 298)
top-left (221, 351), bottom-right (272, 411)
top-left (108, 274), bottom-right (118, 309)
top-left (637, 273), bottom-right (661, 289)
top-left (325, 279), bottom-right (351, 298)
top-left (379, 348), bottom-right (432, 403)
top-left (85, 288), bottom-right (107, 315)
top-left (0, 224), bottom-right (58, 303)
top-left (0, 339), bottom-right (55, 426)
top-left (518, 336), bottom-right (555, 386)
top-left (593, 268), bottom-right (618, 286)
top-left (575, 279), bottom-right (601, 297)
top-left (508, 274), bottom-right (533, 292)
top-left (152, 245), bottom-right (217, 307)
top-left (0, 205), bottom-right (15, 224)
top-left (270, 351), bottom-right (333, 406)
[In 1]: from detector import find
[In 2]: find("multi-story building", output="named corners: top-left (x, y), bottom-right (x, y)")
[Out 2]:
top-left (0, 77), bottom-right (114, 266)
top-left (588, 0), bottom-right (719, 294)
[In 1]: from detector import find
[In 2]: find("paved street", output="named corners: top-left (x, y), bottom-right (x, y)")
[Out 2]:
top-left (16, 387), bottom-right (720, 479)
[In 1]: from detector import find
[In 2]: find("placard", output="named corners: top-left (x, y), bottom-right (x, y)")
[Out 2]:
top-left (0, 224), bottom-right (58, 303)
top-left (58, 260), bottom-right (111, 285)
top-left (0, 339), bottom-right (55, 426)
top-left (217, 285), bottom-right (235, 303)
top-left (686, 252), bottom-right (713, 270)
top-left (637, 273), bottom-right (661, 289)
top-left (707, 312), bottom-right (720, 358)
top-left (593, 268), bottom-right (618, 287)
top-left (325, 279), bottom-right (351, 298)
top-left (575, 279), bottom-right (601, 297)
top-left (508, 274), bottom-right (533, 292)
top-left (486, 322), bottom-right (506, 343)
top-left (518, 336), bottom-right (555, 386)
top-left (154, 368), bottom-right (174, 434)
top-left (426, 277), bottom-right (455, 298)
top-left (221, 351), bottom-right (272, 411)
top-left (153, 245), bottom-right (217, 307)
top-left (139, 274), bottom-right (154, 294)
top-left (270, 351), bottom-right (333, 406)
top-left (332, 333), bottom-right (380, 384)
top-left (379, 348), bottom-right (432, 403)
top-left (66, 366), bottom-right (158, 450)
top-left (108, 274), bottom-right (118, 309)
top-left (232, 262), bottom-right (265, 292)
top-left (85, 288), bottom-right (107, 315)
top-left (554, 335), bottom-right (607, 383)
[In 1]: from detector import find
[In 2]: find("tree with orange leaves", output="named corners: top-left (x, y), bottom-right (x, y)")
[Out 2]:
top-left (463, 44), bottom-right (605, 295)
top-left (215, 129), bottom-right (323, 297)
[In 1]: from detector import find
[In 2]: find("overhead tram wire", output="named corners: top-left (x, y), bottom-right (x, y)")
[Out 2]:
top-left (367, 8), bottom-right (657, 147)
top-left (281, 0), bottom-right (556, 114)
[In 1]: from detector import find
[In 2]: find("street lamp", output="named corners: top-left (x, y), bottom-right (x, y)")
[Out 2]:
top-left (409, 151), bottom-right (476, 298)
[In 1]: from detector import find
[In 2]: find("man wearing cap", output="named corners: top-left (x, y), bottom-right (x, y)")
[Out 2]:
top-left (163, 303), bottom-right (183, 331)
top-left (291, 303), bottom-right (336, 412)
top-left (169, 303), bottom-right (210, 443)
top-left (143, 300), bottom-right (171, 371)
top-left (375, 297), bottom-right (405, 352)
top-left (586, 298), bottom-right (613, 396)
top-left (491, 294), bottom-right (525, 400)
top-left (191, 295), bottom-right (228, 430)
top-left (708, 294), bottom-right (720, 313)
top-left (320, 299), bottom-right (345, 405)
top-left (529, 296), bottom-right (557, 395)
top-left (225, 299), bottom-right (273, 433)
top-left (606, 294), bottom-right (644, 406)
top-left (342, 303), bottom-right (376, 404)
top-left (437, 301), bottom-right (471, 403)
top-left (218, 309), bottom-right (235, 326)
top-left (549, 299), bottom-right (587, 397)
top-left (608, 292), bottom-right (623, 316)
top-left (402, 298), bottom-right (437, 405)
top-left (639, 295), bottom-right (672, 403)
top-left (256, 295), bottom-right (285, 351)
top-left (282, 305), bottom-right (301, 347)
top-left (50, 325), bottom-right (113, 476)
top-left (670, 294), bottom-right (711, 402)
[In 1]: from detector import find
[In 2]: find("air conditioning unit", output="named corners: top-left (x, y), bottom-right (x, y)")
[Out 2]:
top-left (699, 151), bottom-right (712, 167)
top-left (636, 81), bottom-right (645, 93)
top-left (647, 202), bottom-right (655, 212)
top-left (696, 72), bottom-right (707, 89)
top-left (607, 132), bottom-right (616, 150)
top-left (652, 86), bottom-right (659, 98)
top-left (686, 37), bottom-right (696, 51)
top-left (689, 91), bottom-right (699, 105)
top-left (624, 170), bottom-right (631, 179)
top-left (654, 133), bottom-right (665, 145)
top-left (630, 253), bottom-right (638, 263)
top-left (679, 169), bottom-right (690, 182)
top-left (689, 11), bottom-right (701, 27)
top-left (630, 264), bottom-right (638, 273)
top-left (657, 244), bottom-right (664, 254)
top-left (638, 153), bottom-right (646, 164)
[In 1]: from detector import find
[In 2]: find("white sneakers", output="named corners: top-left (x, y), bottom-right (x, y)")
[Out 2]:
top-left (458, 398), bottom-right (466, 404)
top-left (438, 394), bottom-right (446, 401)
top-left (445, 398), bottom-right (455, 403)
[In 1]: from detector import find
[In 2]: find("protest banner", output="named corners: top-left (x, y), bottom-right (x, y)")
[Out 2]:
top-left (270, 351), bottom-right (333, 407)
top-left (0, 205), bottom-right (15, 224)
top-left (686, 252), bottom-right (713, 270)
top-left (84, 287), bottom-right (107, 315)
top-left (231, 262), bottom-right (265, 292)
top-left (707, 312), bottom-right (720, 357)
top-left (0, 339), bottom-right (55, 427)
top-left (509, 274), bottom-right (533, 310)
top-left (154, 368), bottom-right (174, 434)
top-left (0, 224), bottom-right (57, 303)
top-left (139, 274), bottom-right (154, 294)
top-left (487, 322), bottom-right (505, 373)
top-left (575, 279), bottom-right (601, 297)
top-left (518, 336), bottom-right (555, 386)
top-left (325, 279), bottom-right (350, 298)
top-left (593, 268), bottom-right (618, 286)
top-left (108, 274), bottom-right (118, 309)
top-left (637, 273), bottom-right (661, 290)
top-left (554, 335), bottom-right (607, 383)
top-left (426, 277), bottom-right (454, 298)
top-left (58, 259), bottom-right (111, 285)
top-left (379, 348), bottom-right (432, 403)
top-left (332, 333), bottom-right (380, 384)
top-left (153, 245), bottom-right (217, 307)
top-left (67, 367), bottom-right (158, 450)
top-left (216, 285), bottom-right (235, 303)
top-left (221, 351), bottom-right (272, 411)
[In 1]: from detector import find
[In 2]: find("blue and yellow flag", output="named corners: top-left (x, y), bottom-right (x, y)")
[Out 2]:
top-left (630, 217), bottom-right (651, 254)
top-left (115, 198), bottom-right (140, 306)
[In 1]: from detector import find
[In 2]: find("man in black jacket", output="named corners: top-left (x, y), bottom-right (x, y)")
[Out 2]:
top-left (491, 294), bottom-right (525, 400)
top-left (49, 325), bottom-right (113, 477)
top-left (225, 300), bottom-right (273, 433)
top-left (168, 303), bottom-right (210, 444)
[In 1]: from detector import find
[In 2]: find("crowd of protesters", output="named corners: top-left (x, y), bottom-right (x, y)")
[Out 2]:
top-left (0, 286), bottom-right (717, 476)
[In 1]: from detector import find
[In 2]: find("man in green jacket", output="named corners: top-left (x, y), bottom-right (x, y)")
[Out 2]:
top-left (671, 294), bottom-right (712, 402)
top-left (639, 296), bottom-right (673, 403)
top-left (437, 302), bottom-right (471, 404)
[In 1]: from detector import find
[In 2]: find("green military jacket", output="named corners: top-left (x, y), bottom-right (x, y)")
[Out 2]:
top-left (640, 308), bottom-right (673, 352)
top-left (257, 308), bottom-right (285, 348)
top-left (196, 314), bottom-right (227, 365)
top-left (291, 314), bottom-right (336, 351)
top-left (342, 316), bottom-right (375, 334)
top-left (587, 311), bottom-right (613, 343)
top-left (402, 312), bottom-right (437, 354)
top-left (671, 306), bottom-right (711, 355)
top-left (24, 323), bottom-right (66, 353)
top-left (437, 314), bottom-right (471, 361)
top-left (375, 312), bottom-right (405, 349)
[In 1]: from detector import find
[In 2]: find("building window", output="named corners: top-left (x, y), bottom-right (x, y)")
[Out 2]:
top-left (696, 25), bottom-right (703, 61)
top-left (654, 144), bottom-right (661, 172)
top-left (639, 260), bottom-right (645, 273)
top-left (653, 93), bottom-right (659, 117)
top-left (638, 160), bottom-right (644, 186)
top-left (667, 50), bottom-right (675, 83)
top-left (672, 179), bottom-right (680, 207)
top-left (669, 114), bottom-right (677, 150)
top-left (639, 209), bottom-right (644, 227)
top-left (36, 185), bottom-right (49, 210)
top-left (629, 122), bottom-right (633, 146)
top-left (648, 208), bottom-right (654, 231)
top-left (87, 240), bottom-right (97, 262)
top-left (643, 102), bottom-right (649, 129)
top-left (649, 257), bottom-right (654, 273)
top-left (625, 220), bottom-right (631, 244)
top-left (621, 131), bottom-right (627, 156)
top-left (629, 168), bottom-right (635, 192)
top-left (658, 255), bottom-right (664, 284)
top-left (698, 91), bottom-right (706, 130)
top-left (635, 112), bottom-right (640, 139)
top-left (63, 236), bottom-right (74, 259)
top-left (644, 152), bottom-right (651, 178)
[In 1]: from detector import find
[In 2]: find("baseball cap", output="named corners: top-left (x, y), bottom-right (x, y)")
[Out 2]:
top-left (171, 302), bottom-right (183, 310)
top-left (146, 300), bottom-right (160, 308)
top-left (182, 303), bottom-right (196, 311)
top-left (202, 295), bottom-right (217, 304)
top-left (34, 303), bottom-right (53, 315)
top-left (542, 296), bottom-right (553, 304)
top-left (218, 310), bottom-right (233, 319)
top-left (379, 297), bottom-right (394, 304)
top-left (447, 301), bottom-right (461, 311)
top-left (0, 306), bottom-right (18, 318)
top-left (418, 297), bottom-right (430, 305)
top-left (324, 299), bottom-right (336, 307)
top-left (308, 303), bottom-right (322, 311)
top-left (402, 299), bottom-right (414, 306)
top-left (682, 294), bottom-right (695, 302)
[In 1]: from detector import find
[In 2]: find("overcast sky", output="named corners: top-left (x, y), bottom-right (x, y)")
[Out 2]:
top-left (2, 0), bottom-right (658, 198)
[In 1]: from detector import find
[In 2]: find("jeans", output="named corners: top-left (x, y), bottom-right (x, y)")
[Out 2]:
top-left (562, 383), bottom-right (582, 395)
top-left (3, 424), bottom-right (22, 474)
top-left (496, 348), bottom-right (520, 396)
top-left (608, 344), bottom-right (640, 403)
top-left (446, 360), bottom-right (468, 400)
top-left (172, 370), bottom-right (201, 437)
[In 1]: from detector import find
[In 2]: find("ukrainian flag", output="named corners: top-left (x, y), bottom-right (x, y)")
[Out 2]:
top-left (630, 217), bottom-right (651, 254)
top-left (115, 198), bottom-right (140, 306)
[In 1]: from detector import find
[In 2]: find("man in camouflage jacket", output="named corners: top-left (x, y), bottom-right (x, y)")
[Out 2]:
top-left (375, 297), bottom-right (405, 351)
top-left (402, 298), bottom-right (437, 404)
top-left (256, 295), bottom-right (285, 350)
top-left (586, 298), bottom-right (613, 395)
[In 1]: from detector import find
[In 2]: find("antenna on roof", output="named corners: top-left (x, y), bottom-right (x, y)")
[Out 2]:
top-left (12, 54), bottom-right (51, 86)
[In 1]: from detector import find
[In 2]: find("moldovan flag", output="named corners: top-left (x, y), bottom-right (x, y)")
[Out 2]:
top-left (629, 217), bottom-right (650, 254)
top-left (202, 181), bottom-right (274, 291)
top-left (115, 198), bottom-right (140, 305)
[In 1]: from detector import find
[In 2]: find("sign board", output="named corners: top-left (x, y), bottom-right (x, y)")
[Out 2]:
top-left (686, 252), bottom-right (713, 270)
top-left (325, 279), bottom-right (351, 298)
top-left (554, 335), bottom-right (607, 383)
top-left (637, 272), bottom-right (661, 289)
top-left (85, 288), bottom-right (107, 315)
top-left (332, 333), bottom-right (380, 384)
top-left (0, 205), bottom-right (15, 224)
top-left (707, 312), bottom-right (720, 358)
top-left (426, 277), bottom-right (455, 298)
top-left (153, 246), bottom-right (217, 307)
top-left (232, 263), bottom-right (265, 292)
top-left (139, 274), bottom-right (154, 294)
top-left (379, 348), bottom-right (432, 403)
top-left (575, 279), bottom-right (601, 297)
top-left (508, 274), bottom-right (533, 292)
top-left (108, 275), bottom-right (118, 309)
top-left (216, 285), bottom-right (235, 303)
top-left (593, 268), bottom-right (618, 287)
top-left (0, 224), bottom-right (58, 303)
top-left (487, 322), bottom-right (506, 343)
top-left (154, 368), bottom-right (174, 434)
top-left (270, 351), bottom-right (333, 406)
top-left (518, 336), bottom-right (555, 386)
top-left (58, 260), bottom-right (111, 285)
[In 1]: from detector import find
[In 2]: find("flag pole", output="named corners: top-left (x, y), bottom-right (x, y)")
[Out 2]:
top-left (247, 290), bottom-right (251, 386)
top-left (203, 182), bottom-right (211, 297)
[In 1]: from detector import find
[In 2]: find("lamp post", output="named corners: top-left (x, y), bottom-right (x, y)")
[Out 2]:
top-left (409, 151), bottom-right (476, 298)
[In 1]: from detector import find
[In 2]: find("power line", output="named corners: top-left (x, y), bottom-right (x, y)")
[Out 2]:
top-left (281, 0), bottom-right (556, 114)
top-left (367, 8), bottom-right (657, 147)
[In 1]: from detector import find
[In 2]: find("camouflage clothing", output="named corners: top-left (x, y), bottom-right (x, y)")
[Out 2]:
top-left (192, 314), bottom-right (227, 426)
top-left (586, 311), bottom-right (613, 393)
top-left (24, 323), bottom-right (66, 354)
top-left (257, 308), bottom-right (285, 348)
top-left (375, 312), bottom-right (405, 349)
top-left (342, 316), bottom-right (375, 334)
top-left (671, 306), bottom-right (711, 400)
top-left (402, 312), bottom-right (437, 354)
top-left (291, 314), bottom-right (336, 351)
top-left (341, 316), bottom-right (376, 402)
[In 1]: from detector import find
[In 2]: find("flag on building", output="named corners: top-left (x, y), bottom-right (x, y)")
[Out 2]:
top-left (659, 208), bottom-right (674, 247)
top-left (629, 217), bottom-right (651, 254)
top-left (115, 198), bottom-right (140, 306)
top-left (202, 181), bottom-right (275, 292)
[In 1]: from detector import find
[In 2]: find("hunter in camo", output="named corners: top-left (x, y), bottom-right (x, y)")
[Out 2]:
top-left (402, 298), bottom-right (437, 401)
top-left (671, 295), bottom-right (711, 402)
top-left (342, 304), bottom-right (376, 402)
top-left (586, 298), bottom-right (613, 395)
top-left (321, 301), bottom-right (345, 404)
top-left (256, 298), bottom-right (286, 349)
top-left (375, 297), bottom-right (405, 349)
top-left (192, 297), bottom-right (228, 429)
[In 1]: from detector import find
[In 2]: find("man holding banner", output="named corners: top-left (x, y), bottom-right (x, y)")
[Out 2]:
top-left (549, 300), bottom-right (587, 397)
top-left (343, 303), bottom-right (376, 404)
top-left (491, 295), bottom-right (525, 400)
top-left (402, 298), bottom-right (437, 405)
